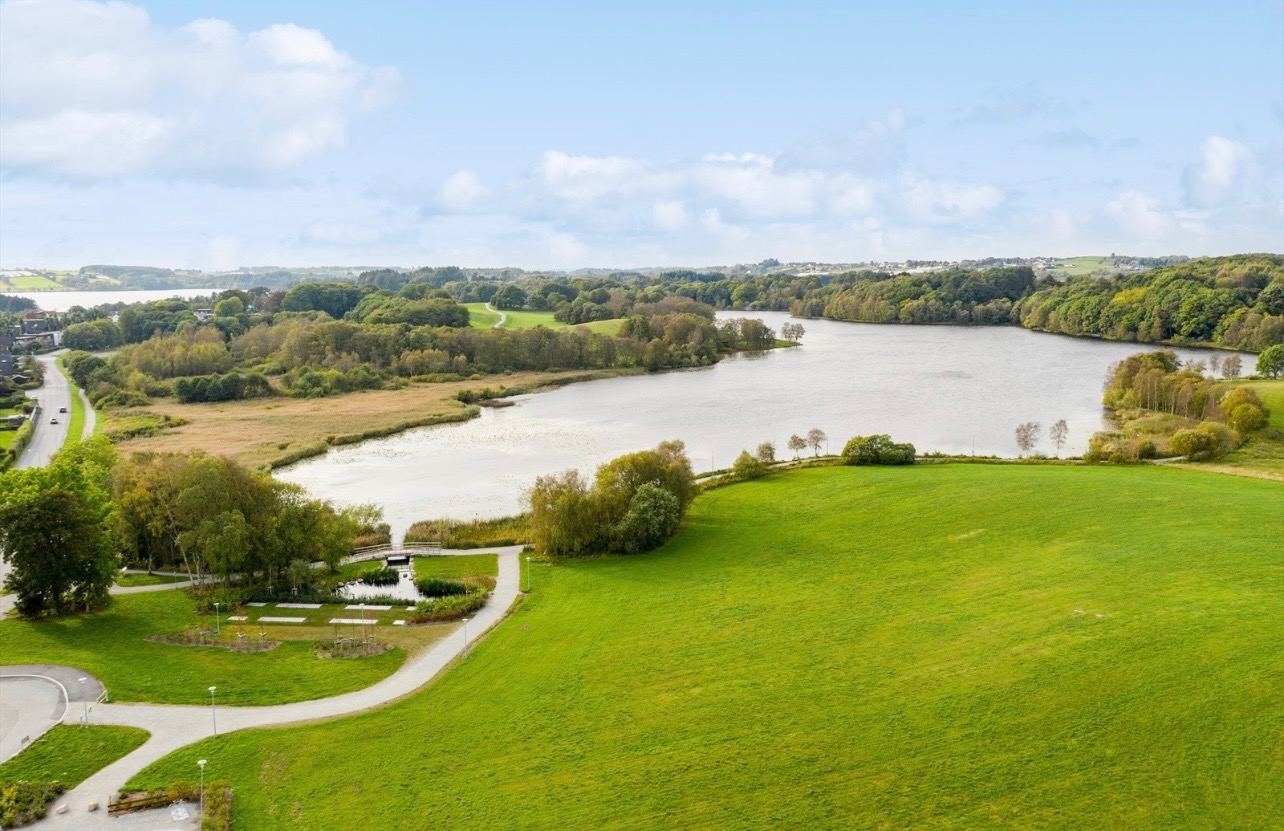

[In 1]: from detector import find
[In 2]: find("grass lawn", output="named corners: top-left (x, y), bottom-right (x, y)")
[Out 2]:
top-left (0, 591), bottom-right (408, 705)
top-left (412, 554), bottom-right (498, 579)
top-left (1044, 256), bottom-right (1116, 278)
top-left (55, 357), bottom-right (88, 442)
top-left (465, 303), bottom-right (503, 329)
top-left (130, 465), bottom-right (1283, 829)
top-left (115, 572), bottom-right (188, 587)
top-left (0, 726), bottom-right (149, 788)
top-left (0, 430), bottom-right (14, 451)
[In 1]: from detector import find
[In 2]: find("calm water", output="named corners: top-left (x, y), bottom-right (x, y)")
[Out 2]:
top-left (278, 312), bottom-right (1247, 537)
top-left (5, 288), bottom-right (217, 312)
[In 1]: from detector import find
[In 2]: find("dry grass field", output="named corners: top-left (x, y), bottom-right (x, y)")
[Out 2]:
top-left (112, 370), bottom-right (616, 469)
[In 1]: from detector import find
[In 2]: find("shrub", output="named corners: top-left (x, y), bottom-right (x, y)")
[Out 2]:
top-left (1171, 421), bottom-right (1238, 461)
top-left (842, 434), bottom-right (916, 465)
top-left (407, 591), bottom-right (488, 623)
top-left (0, 781), bottom-right (64, 827)
top-left (415, 577), bottom-right (470, 597)
top-left (361, 568), bottom-right (400, 587)
top-left (731, 450), bottom-right (768, 481)
top-left (612, 483), bottom-right (682, 554)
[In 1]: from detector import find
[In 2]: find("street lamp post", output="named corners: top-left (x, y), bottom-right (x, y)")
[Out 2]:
top-left (78, 677), bottom-right (88, 727)
top-left (198, 759), bottom-right (207, 817)
top-left (462, 617), bottom-right (470, 657)
top-left (209, 685), bottom-right (218, 737)
top-left (213, 602), bottom-right (221, 637)
top-left (525, 556), bottom-right (531, 592)
top-left (360, 604), bottom-right (366, 642)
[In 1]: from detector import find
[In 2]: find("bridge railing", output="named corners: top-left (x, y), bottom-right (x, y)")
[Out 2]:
top-left (342, 542), bottom-right (443, 565)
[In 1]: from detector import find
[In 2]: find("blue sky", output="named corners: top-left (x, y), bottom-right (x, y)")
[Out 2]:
top-left (1, 0), bottom-right (1281, 270)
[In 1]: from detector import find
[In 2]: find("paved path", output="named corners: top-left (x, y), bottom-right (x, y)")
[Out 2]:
top-left (0, 666), bottom-right (107, 761)
top-left (485, 301), bottom-right (507, 328)
top-left (23, 545), bottom-right (523, 828)
top-left (15, 353), bottom-right (70, 470)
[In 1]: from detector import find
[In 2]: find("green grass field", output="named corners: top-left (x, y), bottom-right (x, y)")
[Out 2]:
top-left (412, 554), bottom-right (498, 579)
top-left (0, 274), bottom-right (60, 290)
top-left (115, 572), bottom-right (188, 587)
top-left (0, 726), bottom-right (148, 788)
top-left (464, 303), bottom-right (622, 334)
top-left (0, 591), bottom-right (405, 705)
top-left (54, 358), bottom-right (88, 442)
top-left (1044, 256), bottom-right (1116, 277)
top-left (129, 465), bottom-right (1283, 829)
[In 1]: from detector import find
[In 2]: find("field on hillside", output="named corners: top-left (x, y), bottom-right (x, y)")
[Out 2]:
top-left (1041, 256), bottom-right (1117, 278)
top-left (131, 465), bottom-right (1284, 830)
top-left (464, 303), bottom-right (622, 334)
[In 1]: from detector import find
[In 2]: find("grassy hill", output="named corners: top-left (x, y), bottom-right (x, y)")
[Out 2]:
top-left (465, 302), bottom-right (622, 334)
top-left (130, 465), bottom-right (1283, 829)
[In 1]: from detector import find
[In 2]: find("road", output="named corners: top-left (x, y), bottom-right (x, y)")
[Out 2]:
top-left (485, 300), bottom-right (507, 328)
top-left (23, 545), bottom-right (523, 828)
top-left (15, 353), bottom-right (72, 470)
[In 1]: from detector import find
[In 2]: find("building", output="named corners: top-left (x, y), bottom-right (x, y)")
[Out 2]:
top-left (21, 312), bottom-right (48, 335)
top-left (0, 335), bottom-right (13, 378)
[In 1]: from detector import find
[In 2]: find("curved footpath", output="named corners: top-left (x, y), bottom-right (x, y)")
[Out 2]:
top-left (485, 301), bottom-right (507, 328)
top-left (22, 545), bottom-right (523, 827)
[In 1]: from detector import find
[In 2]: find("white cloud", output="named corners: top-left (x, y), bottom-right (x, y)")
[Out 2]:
top-left (1181, 136), bottom-right (1255, 208)
top-left (440, 171), bottom-right (487, 212)
top-left (896, 174), bottom-right (1005, 222)
top-left (300, 221), bottom-right (387, 246)
top-left (0, 0), bottom-right (399, 181)
top-left (652, 200), bottom-right (689, 230)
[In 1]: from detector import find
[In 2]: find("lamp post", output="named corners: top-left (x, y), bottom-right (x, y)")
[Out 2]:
top-left (525, 556), bottom-right (531, 592)
top-left (213, 602), bottom-right (221, 637)
top-left (198, 759), bottom-right (207, 817)
top-left (209, 686), bottom-right (218, 737)
top-left (462, 617), bottom-right (470, 657)
top-left (360, 604), bottom-right (366, 642)
top-left (78, 677), bottom-right (88, 727)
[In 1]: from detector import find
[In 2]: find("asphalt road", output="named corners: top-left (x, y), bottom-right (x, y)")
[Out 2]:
top-left (16, 353), bottom-right (71, 470)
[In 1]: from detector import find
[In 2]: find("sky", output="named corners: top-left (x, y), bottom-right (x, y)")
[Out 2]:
top-left (0, 0), bottom-right (1281, 271)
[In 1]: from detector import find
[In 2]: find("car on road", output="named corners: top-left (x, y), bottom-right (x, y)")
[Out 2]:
top-left (59, 406), bottom-right (68, 413)
top-left (50, 417), bottom-right (59, 424)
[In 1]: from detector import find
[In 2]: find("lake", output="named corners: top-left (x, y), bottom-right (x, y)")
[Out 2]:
top-left (277, 312), bottom-right (1248, 538)
top-left (6, 288), bottom-right (217, 312)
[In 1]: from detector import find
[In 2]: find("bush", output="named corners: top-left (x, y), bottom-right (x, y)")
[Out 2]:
top-left (841, 434), bottom-right (916, 465)
top-left (0, 781), bottom-right (64, 827)
top-left (731, 450), bottom-right (768, 481)
top-left (407, 591), bottom-right (487, 623)
top-left (612, 483), bottom-right (681, 554)
top-left (415, 577), bottom-right (470, 597)
top-left (1170, 421), bottom-right (1239, 461)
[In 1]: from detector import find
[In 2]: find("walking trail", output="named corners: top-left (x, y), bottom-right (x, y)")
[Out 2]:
top-left (485, 301), bottom-right (507, 328)
top-left (22, 545), bottom-right (523, 828)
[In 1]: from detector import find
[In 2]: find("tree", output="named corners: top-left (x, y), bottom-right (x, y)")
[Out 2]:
top-left (213, 296), bottom-right (245, 317)
top-left (806, 428), bottom-right (827, 457)
top-left (755, 441), bottom-right (776, 463)
top-left (1222, 354), bottom-right (1242, 379)
top-left (1015, 421), bottom-right (1041, 455)
top-left (1049, 419), bottom-right (1069, 454)
top-left (1257, 344), bottom-right (1284, 379)
top-left (780, 321), bottom-right (805, 343)
top-left (0, 444), bottom-right (117, 617)
top-left (287, 558), bottom-right (314, 593)
top-left (787, 434), bottom-right (807, 460)
top-left (732, 450), bottom-right (768, 480)
top-left (613, 483), bottom-right (681, 553)
top-left (492, 284), bottom-right (529, 310)
top-left (841, 434), bottom-right (916, 465)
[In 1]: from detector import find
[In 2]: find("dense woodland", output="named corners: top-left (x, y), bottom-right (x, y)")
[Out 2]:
top-left (58, 288), bottom-right (778, 408)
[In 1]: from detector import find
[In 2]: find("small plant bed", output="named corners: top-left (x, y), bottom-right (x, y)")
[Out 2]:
top-left (315, 637), bottom-right (395, 659)
top-left (407, 577), bottom-right (494, 623)
top-left (0, 782), bottom-right (62, 828)
top-left (147, 629), bottom-right (280, 653)
top-left (359, 567), bottom-right (400, 586)
top-left (111, 782), bottom-right (232, 830)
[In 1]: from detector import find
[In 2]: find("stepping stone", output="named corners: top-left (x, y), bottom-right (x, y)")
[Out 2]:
top-left (346, 604), bottom-right (391, 611)
top-left (277, 603), bottom-right (322, 609)
top-left (247, 602), bottom-right (267, 607)
top-left (393, 620), bottom-right (407, 626)
top-left (259, 616), bottom-right (307, 623)
top-left (227, 615), bottom-right (248, 621)
top-left (329, 618), bottom-right (379, 625)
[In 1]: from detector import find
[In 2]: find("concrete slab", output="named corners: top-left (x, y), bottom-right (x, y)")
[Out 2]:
top-left (257, 616), bottom-right (306, 623)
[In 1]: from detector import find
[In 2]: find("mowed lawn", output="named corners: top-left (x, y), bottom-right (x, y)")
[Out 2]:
top-left (129, 465), bottom-right (1283, 830)
top-left (0, 591), bottom-right (405, 706)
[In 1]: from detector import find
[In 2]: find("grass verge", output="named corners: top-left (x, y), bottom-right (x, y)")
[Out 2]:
top-left (54, 357), bottom-right (88, 443)
top-left (128, 464), bottom-right (1283, 829)
top-left (0, 725), bottom-right (149, 789)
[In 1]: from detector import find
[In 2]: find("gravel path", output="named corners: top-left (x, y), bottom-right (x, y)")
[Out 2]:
top-left (22, 545), bottom-right (523, 828)
top-left (485, 301), bottom-right (507, 328)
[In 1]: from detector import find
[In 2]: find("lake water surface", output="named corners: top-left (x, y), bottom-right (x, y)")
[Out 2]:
top-left (278, 312), bottom-right (1246, 537)
top-left (7, 288), bottom-right (217, 312)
